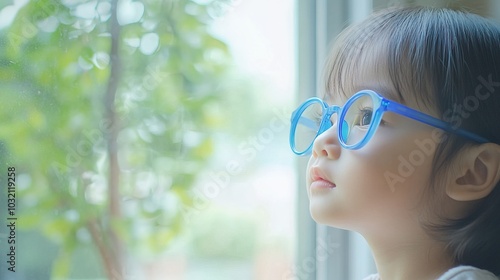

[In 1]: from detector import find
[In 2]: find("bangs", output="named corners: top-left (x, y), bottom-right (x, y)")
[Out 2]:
top-left (323, 7), bottom-right (437, 111)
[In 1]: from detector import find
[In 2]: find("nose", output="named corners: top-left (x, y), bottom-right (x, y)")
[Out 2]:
top-left (311, 116), bottom-right (341, 159)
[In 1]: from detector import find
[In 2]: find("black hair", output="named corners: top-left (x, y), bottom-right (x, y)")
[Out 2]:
top-left (324, 6), bottom-right (500, 275)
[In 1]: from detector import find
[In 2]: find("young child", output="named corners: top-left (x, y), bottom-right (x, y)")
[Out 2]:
top-left (290, 6), bottom-right (500, 280)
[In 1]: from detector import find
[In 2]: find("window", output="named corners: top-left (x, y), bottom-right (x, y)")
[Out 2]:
top-left (295, 1), bottom-right (376, 279)
top-left (2, 0), bottom-right (498, 279)
top-left (0, 0), bottom-right (295, 279)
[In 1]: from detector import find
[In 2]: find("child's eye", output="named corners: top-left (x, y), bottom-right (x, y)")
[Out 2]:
top-left (350, 107), bottom-right (389, 127)
top-left (353, 108), bottom-right (373, 126)
top-left (360, 109), bottom-right (372, 126)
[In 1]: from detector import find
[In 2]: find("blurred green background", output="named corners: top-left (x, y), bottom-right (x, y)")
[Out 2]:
top-left (0, 0), bottom-right (295, 279)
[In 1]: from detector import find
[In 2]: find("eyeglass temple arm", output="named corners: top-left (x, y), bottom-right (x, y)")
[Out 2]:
top-left (297, 116), bottom-right (318, 130)
top-left (383, 100), bottom-right (489, 143)
top-left (291, 107), bottom-right (319, 131)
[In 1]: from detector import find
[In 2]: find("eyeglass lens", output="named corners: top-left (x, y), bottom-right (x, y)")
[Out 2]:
top-left (293, 101), bottom-right (323, 153)
top-left (293, 93), bottom-right (375, 153)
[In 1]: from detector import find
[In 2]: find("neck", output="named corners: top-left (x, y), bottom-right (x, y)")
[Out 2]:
top-left (365, 232), bottom-right (454, 280)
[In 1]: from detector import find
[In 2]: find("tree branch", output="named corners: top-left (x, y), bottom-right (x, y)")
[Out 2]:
top-left (87, 220), bottom-right (117, 280)
top-left (104, 0), bottom-right (124, 278)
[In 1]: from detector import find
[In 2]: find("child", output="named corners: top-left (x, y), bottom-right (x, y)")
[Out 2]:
top-left (290, 6), bottom-right (500, 280)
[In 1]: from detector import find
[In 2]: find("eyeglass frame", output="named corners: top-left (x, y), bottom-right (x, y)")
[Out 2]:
top-left (289, 90), bottom-right (490, 156)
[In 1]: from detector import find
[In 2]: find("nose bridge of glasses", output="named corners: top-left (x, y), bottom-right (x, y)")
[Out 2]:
top-left (323, 104), bottom-right (353, 142)
top-left (314, 105), bottom-right (338, 137)
top-left (324, 105), bottom-right (341, 125)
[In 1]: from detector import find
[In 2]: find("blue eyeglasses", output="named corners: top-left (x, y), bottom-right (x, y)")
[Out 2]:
top-left (290, 90), bottom-right (489, 156)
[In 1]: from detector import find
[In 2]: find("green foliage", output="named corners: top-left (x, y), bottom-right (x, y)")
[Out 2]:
top-left (0, 0), bottom-right (232, 277)
top-left (189, 206), bottom-right (257, 260)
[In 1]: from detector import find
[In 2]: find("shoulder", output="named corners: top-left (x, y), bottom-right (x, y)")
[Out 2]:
top-left (362, 274), bottom-right (380, 280)
top-left (437, 266), bottom-right (499, 280)
top-left (362, 267), bottom-right (497, 280)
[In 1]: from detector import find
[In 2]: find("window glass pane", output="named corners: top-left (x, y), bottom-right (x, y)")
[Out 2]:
top-left (0, 0), bottom-right (295, 279)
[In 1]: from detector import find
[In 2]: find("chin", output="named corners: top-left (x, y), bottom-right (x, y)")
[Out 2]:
top-left (309, 204), bottom-right (355, 231)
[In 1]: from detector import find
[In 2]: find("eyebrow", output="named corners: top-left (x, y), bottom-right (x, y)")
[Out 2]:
top-left (322, 82), bottom-right (404, 106)
top-left (353, 84), bottom-right (403, 104)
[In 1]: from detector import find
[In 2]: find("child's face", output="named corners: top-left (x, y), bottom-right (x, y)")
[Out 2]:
top-left (306, 67), bottom-right (443, 237)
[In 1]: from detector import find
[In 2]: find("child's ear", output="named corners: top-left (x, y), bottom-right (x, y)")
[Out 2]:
top-left (446, 143), bottom-right (500, 201)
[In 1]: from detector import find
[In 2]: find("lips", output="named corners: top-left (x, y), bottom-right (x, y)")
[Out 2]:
top-left (310, 167), bottom-right (336, 190)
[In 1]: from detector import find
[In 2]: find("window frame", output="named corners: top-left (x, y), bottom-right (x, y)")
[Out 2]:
top-left (296, 0), bottom-right (380, 279)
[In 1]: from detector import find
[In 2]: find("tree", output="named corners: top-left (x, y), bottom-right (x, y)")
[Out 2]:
top-left (0, 0), bottom-right (230, 278)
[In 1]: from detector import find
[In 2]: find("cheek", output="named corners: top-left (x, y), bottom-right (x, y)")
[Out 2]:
top-left (310, 129), bottom-right (436, 230)
top-left (363, 130), bottom-right (437, 212)
top-left (373, 130), bottom-right (436, 193)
